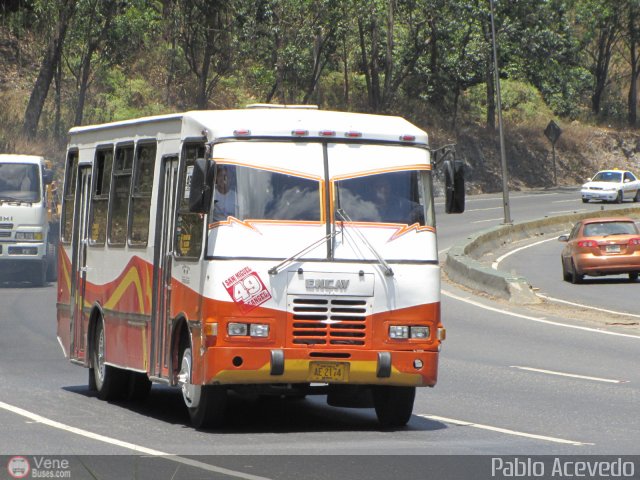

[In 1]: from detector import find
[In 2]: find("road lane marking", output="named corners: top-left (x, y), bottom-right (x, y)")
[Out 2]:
top-left (549, 209), bottom-right (587, 214)
top-left (510, 366), bottom-right (627, 384)
top-left (0, 401), bottom-right (271, 480)
top-left (442, 289), bottom-right (640, 339)
top-left (417, 414), bottom-right (592, 446)
top-left (537, 293), bottom-right (640, 320)
top-left (492, 237), bottom-right (558, 269)
top-left (552, 199), bottom-right (581, 204)
top-left (472, 217), bottom-right (505, 224)
top-left (467, 206), bottom-right (503, 212)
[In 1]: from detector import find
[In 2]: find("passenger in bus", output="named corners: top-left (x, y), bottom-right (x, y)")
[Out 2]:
top-left (373, 177), bottom-right (424, 225)
top-left (212, 164), bottom-right (238, 220)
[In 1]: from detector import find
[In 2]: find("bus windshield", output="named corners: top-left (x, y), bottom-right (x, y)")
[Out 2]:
top-left (210, 164), bottom-right (322, 222)
top-left (0, 163), bottom-right (41, 202)
top-left (334, 170), bottom-right (433, 226)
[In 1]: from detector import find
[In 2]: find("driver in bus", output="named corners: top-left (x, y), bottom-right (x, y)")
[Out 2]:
top-left (212, 164), bottom-right (238, 220)
top-left (373, 176), bottom-right (424, 225)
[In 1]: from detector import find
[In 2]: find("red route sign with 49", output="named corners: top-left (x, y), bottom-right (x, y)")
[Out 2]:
top-left (223, 267), bottom-right (272, 313)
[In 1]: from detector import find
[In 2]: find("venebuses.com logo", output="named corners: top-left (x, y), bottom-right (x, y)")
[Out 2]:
top-left (6, 456), bottom-right (71, 479)
top-left (7, 456), bottom-right (30, 479)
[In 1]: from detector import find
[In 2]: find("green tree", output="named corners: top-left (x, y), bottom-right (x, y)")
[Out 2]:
top-left (174, 0), bottom-right (235, 109)
top-left (22, 0), bottom-right (76, 138)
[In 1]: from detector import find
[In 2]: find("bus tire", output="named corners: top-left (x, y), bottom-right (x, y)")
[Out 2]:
top-left (372, 386), bottom-right (415, 428)
top-left (179, 346), bottom-right (227, 429)
top-left (92, 318), bottom-right (127, 401)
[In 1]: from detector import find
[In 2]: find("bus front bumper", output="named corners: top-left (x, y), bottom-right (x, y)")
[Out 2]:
top-left (201, 347), bottom-right (439, 387)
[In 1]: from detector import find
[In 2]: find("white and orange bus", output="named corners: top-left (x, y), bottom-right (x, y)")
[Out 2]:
top-left (56, 106), bottom-right (464, 428)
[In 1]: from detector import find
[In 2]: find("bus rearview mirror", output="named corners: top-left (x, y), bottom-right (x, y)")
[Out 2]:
top-left (188, 158), bottom-right (211, 213)
top-left (444, 160), bottom-right (465, 214)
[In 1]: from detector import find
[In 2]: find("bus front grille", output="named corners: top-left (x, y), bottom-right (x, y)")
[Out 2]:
top-left (288, 296), bottom-right (371, 347)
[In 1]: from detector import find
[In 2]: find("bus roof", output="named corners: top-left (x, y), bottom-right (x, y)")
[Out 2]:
top-left (68, 107), bottom-right (429, 145)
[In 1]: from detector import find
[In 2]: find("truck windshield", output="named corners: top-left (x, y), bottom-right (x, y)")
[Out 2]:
top-left (0, 163), bottom-right (41, 202)
top-left (210, 164), bottom-right (322, 222)
top-left (334, 170), bottom-right (432, 226)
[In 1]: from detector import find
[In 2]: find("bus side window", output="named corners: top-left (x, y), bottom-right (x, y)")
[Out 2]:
top-left (108, 144), bottom-right (134, 246)
top-left (129, 142), bottom-right (157, 246)
top-left (61, 150), bottom-right (79, 244)
top-left (175, 142), bottom-right (204, 259)
top-left (90, 146), bottom-right (113, 245)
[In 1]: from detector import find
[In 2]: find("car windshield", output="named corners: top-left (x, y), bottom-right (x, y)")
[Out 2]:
top-left (0, 163), bottom-right (41, 202)
top-left (334, 170), bottom-right (430, 225)
top-left (209, 164), bottom-right (321, 222)
top-left (592, 171), bottom-right (622, 183)
top-left (583, 221), bottom-right (638, 237)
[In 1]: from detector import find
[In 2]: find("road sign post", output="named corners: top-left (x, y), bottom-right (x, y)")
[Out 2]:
top-left (544, 120), bottom-right (562, 185)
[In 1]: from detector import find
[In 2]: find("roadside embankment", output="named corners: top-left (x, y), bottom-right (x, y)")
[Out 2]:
top-left (444, 205), bottom-right (640, 304)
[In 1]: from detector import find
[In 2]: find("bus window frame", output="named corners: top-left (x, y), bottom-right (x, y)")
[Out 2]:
top-left (107, 141), bottom-right (135, 248)
top-left (174, 139), bottom-right (207, 261)
top-left (127, 139), bottom-right (157, 249)
top-left (61, 149), bottom-right (79, 245)
top-left (88, 144), bottom-right (114, 247)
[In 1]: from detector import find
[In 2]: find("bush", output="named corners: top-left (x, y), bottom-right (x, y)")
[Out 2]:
top-left (461, 79), bottom-right (554, 126)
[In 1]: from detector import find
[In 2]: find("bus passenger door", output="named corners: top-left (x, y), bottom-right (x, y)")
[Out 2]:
top-left (151, 155), bottom-right (179, 378)
top-left (70, 166), bottom-right (92, 361)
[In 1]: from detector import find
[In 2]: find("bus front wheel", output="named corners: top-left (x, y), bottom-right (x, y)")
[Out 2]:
top-left (178, 346), bottom-right (227, 429)
top-left (372, 386), bottom-right (416, 428)
top-left (92, 319), bottom-right (127, 400)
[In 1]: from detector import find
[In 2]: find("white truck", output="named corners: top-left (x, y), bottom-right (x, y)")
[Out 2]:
top-left (0, 154), bottom-right (58, 286)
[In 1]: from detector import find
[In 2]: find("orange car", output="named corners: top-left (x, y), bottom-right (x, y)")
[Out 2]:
top-left (559, 217), bottom-right (640, 283)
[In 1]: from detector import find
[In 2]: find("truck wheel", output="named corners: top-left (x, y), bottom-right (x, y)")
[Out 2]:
top-left (92, 318), bottom-right (127, 400)
top-left (31, 261), bottom-right (46, 287)
top-left (372, 386), bottom-right (415, 428)
top-left (46, 252), bottom-right (57, 282)
top-left (178, 345), bottom-right (227, 429)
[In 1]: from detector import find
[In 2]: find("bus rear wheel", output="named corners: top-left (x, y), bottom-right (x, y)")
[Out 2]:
top-left (178, 346), bottom-right (227, 429)
top-left (92, 319), bottom-right (127, 400)
top-left (372, 386), bottom-right (416, 428)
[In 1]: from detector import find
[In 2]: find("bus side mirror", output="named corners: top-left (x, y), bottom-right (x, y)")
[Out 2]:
top-left (189, 158), bottom-right (212, 213)
top-left (43, 169), bottom-right (54, 185)
top-left (444, 160), bottom-right (465, 214)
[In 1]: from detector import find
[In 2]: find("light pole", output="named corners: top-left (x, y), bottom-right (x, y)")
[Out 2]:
top-left (489, 0), bottom-right (511, 224)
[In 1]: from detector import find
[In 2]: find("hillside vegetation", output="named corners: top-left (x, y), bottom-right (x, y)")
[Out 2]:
top-left (2, 0), bottom-right (640, 192)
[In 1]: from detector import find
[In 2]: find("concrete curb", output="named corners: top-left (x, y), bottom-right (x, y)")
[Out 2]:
top-left (444, 205), bottom-right (640, 304)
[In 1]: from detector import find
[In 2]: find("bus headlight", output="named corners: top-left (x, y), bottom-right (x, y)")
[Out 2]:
top-left (249, 324), bottom-right (269, 337)
top-left (227, 322), bottom-right (270, 338)
top-left (389, 325), bottom-right (409, 339)
top-left (16, 231), bottom-right (43, 241)
top-left (410, 326), bottom-right (430, 339)
top-left (389, 325), bottom-right (430, 340)
top-left (227, 323), bottom-right (248, 336)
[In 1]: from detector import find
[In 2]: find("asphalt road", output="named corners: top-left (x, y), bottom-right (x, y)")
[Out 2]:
top-left (1, 187), bottom-right (638, 480)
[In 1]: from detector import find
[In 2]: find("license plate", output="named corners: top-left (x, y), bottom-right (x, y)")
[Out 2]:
top-left (606, 244), bottom-right (621, 253)
top-left (309, 361), bottom-right (349, 382)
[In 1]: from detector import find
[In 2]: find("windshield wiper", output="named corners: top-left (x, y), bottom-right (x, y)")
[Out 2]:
top-left (0, 196), bottom-right (31, 205)
top-left (268, 228), bottom-right (342, 275)
top-left (336, 208), bottom-right (394, 276)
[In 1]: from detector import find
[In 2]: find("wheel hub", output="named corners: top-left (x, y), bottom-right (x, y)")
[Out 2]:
top-left (178, 348), bottom-right (201, 408)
